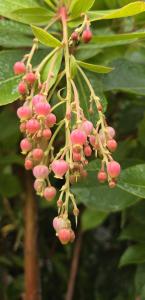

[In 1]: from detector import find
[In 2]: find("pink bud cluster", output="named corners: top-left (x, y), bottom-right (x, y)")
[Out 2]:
top-left (71, 26), bottom-right (92, 44)
top-left (53, 216), bottom-right (75, 245)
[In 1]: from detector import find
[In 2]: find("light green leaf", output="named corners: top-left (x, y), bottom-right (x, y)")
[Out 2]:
top-left (0, 76), bottom-right (20, 106)
top-left (69, 0), bottom-right (95, 17)
top-left (12, 7), bottom-right (53, 25)
top-left (82, 209), bottom-right (107, 231)
top-left (119, 244), bottom-right (145, 267)
top-left (70, 55), bottom-right (78, 78)
top-left (69, 1), bottom-right (145, 26)
top-left (31, 25), bottom-right (62, 48)
top-left (73, 172), bottom-right (139, 212)
top-left (44, 0), bottom-right (56, 10)
top-left (77, 60), bottom-right (113, 74)
top-left (41, 49), bottom-right (63, 88)
top-left (92, 31), bottom-right (145, 45)
top-left (118, 164), bottom-right (145, 198)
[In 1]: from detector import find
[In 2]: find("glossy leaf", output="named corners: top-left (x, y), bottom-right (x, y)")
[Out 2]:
top-left (118, 164), bottom-right (145, 198)
top-left (69, 0), bottom-right (95, 17)
top-left (73, 172), bottom-right (139, 212)
top-left (0, 76), bottom-right (20, 106)
top-left (101, 59), bottom-right (145, 95)
top-left (82, 209), bottom-right (107, 231)
top-left (12, 7), bottom-right (53, 25)
top-left (77, 60), bottom-right (113, 74)
top-left (119, 244), bottom-right (145, 267)
top-left (31, 25), bottom-right (62, 48)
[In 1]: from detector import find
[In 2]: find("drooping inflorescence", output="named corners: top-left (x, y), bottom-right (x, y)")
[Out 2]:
top-left (14, 5), bottom-right (121, 245)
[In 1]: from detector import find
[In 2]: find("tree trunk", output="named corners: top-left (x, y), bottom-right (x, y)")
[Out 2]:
top-left (24, 174), bottom-right (42, 300)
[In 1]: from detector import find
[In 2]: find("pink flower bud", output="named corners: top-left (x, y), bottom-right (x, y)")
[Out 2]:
top-left (34, 179), bottom-right (45, 193)
top-left (70, 129), bottom-right (87, 145)
top-left (26, 119), bottom-right (40, 134)
top-left (13, 61), bottom-right (26, 75)
top-left (51, 159), bottom-right (69, 178)
top-left (20, 122), bottom-right (26, 133)
top-left (42, 128), bottom-right (52, 140)
top-left (43, 186), bottom-right (56, 201)
top-left (109, 180), bottom-right (116, 189)
top-left (35, 102), bottom-right (51, 117)
top-left (53, 217), bottom-right (67, 232)
top-left (32, 94), bottom-right (45, 106)
top-left (107, 126), bottom-right (116, 139)
top-left (97, 171), bottom-right (107, 183)
top-left (18, 81), bottom-right (27, 95)
top-left (84, 145), bottom-right (92, 157)
top-left (107, 161), bottom-right (121, 178)
top-left (33, 165), bottom-right (49, 179)
top-left (25, 72), bottom-right (36, 85)
top-left (58, 229), bottom-right (71, 245)
top-left (82, 29), bottom-right (92, 43)
top-left (17, 106), bottom-right (32, 120)
top-left (32, 148), bottom-right (44, 161)
top-left (20, 138), bottom-right (32, 153)
top-left (107, 139), bottom-right (117, 152)
top-left (81, 120), bottom-right (93, 135)
top-left (46, 113), bottom-right (56, 127)
top-left (25, 159), bottom-right (33, 170)
top-left (73, 152), bottom-right (81, 162)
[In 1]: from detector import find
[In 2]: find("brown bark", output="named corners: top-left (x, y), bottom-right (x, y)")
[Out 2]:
top-left (65, 231), bottom-right (83, 300)
top-left (24, 173), bottom-right (42, 300)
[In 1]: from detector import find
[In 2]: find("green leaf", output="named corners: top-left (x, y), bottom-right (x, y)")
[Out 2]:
top-left (0, 20), bottom-right (32, 48)
top-left (119, 244), bottom-right (145, 267)
top-left (135, 264), bottom-right (145, 299)
top-left (73, 172), bottom-right (139, 212)
top-left (118, 164), bottom-right (145, 198)
top-left (41, 49), bottom-right (63, 88)
top-left (44, 0), bottom-right (56, 10)
top-left (101, 59), bottom-right (145, 95)
top-left (89, 1), bottom-right (145, 21)
top-left (70, 55), bottom-right (78, 78)
top-left (92, 31), bottom-right (145, 45)
top-left (0, 174), bottom-right (22, 197)
top-left (0, 76), bottom-right (20, 106)
top-left (82, 209), bottom-right (107, 231)
top-left (31, 25), bottom-right (62, 48)
top-left (69, 0), bottom-right (95, 17)
top-left (0, 0), bottom-right (42, 21)
top-left (69, 1), bottom-right (145, 26)
top-left (77, 60), bottom-right (113, 74)
top-left (119, 222), bottom-right (145, 243)
top-left (12, 7), bottom-right (53, 25)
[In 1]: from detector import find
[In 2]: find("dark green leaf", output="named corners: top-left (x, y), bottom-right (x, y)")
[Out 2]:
top-left (118, 164), bottom-right (145, 198)
top-left (0, 76), bottom-right (20, 106)
top-left (82, 209), bottom-right (107, 231)
top-left (0, 174), bottom-right (22, 197)
top-left (73, 172), bottom-right (139, 212)
top-left (119, 244), bottom-right (145, 267)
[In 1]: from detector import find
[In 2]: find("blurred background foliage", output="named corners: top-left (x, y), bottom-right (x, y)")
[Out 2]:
top-left (1, 0), bottom-right (145, 299)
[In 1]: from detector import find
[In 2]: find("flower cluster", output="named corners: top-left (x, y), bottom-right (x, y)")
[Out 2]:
top-left (14, 7), bottom-right (121, 245)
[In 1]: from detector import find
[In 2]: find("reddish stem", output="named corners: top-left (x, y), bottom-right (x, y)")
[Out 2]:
top-left (24, 173), bottom-right (42, 300)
